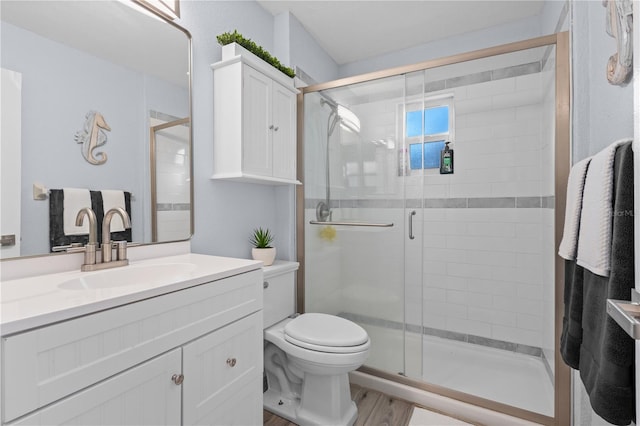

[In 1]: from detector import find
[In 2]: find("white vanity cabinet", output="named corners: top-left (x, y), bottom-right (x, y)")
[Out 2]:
top-left (211, 45), bottom-right (299, 185)
top-left (2, 269), bottom-right (263, 426)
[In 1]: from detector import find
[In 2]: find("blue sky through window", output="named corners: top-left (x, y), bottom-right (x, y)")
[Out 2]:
top-left (406, 106), bottom-right (449, 137)
top-left (410, 140), bottom-right (445, 170)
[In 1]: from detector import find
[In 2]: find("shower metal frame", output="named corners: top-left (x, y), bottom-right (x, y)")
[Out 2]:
top-left (296, 32), bottom-right (570, 426)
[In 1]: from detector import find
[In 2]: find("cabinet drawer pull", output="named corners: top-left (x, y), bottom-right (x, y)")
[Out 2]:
top-left (274, 126), bottom-right (279, 131)
top-left (269, 125), bottom-right (274, 130)
top-left (226, 357), bottom-right (237, 367)
top-left (171, 374), bottom-right (184, 385)
top-left (264, 281), bottom-right (269, 289)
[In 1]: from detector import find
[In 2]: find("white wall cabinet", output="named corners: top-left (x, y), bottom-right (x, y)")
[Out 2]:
top-left (212, 45), bottom-right (299, 185)
top-left (2, 270), bottom-right (263, 425)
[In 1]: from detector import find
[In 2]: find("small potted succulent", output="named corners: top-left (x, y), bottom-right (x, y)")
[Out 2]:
top-left (250, 227), bottom-right (276, 266)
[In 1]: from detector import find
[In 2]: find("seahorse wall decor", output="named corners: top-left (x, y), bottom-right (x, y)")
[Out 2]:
top-left (603, 0), bottom-right (633, 85)
top-left (74, 110), bottom-right (111, 165)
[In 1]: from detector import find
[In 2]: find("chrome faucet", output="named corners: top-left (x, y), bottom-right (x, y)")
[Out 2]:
top-left (71, 206), bottom-right (132, 271)
top-left (102, 207), bottom-right (131, 264)
top-left (75, 207), bottom-right (98, 267)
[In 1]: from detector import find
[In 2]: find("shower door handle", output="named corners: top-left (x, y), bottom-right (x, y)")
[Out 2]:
top-left (408, 210), bottom-right (416, 240)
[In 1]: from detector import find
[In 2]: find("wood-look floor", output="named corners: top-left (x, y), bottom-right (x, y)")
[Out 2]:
top-left (263, 383), bottom-right (414, 426)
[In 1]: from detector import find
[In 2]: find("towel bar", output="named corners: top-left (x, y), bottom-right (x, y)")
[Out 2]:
top-left (607, 289), bottom-right (640, 339)
top-left (309, 221), bottom-right (393, 227)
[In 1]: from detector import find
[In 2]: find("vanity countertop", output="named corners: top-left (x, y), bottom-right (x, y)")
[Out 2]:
top-left (0, 253), bottom-right (262, 336)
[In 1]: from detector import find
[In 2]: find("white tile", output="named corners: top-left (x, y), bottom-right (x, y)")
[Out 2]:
top-left (455, 96), bottom-right (493, 115)
top-left (466, 222), bottom-right (516, 238)
top-left (449, 183), bottom-right (492, 198)
top-left (492, 89), bottom-right (543, 111)
top-left (446, 290), bottom-right (467, 305)
top-left (423, 247), bottom-right (468, 263)
top-left (517, 284), bottom-right (544, 300)
top-left (492, 324), bottom-right (542, 347)
top-left (461, 108), bottom-right (516, 128)
top-left (454, 125), bottom-right (493, 142)
top-left (468, 306), bottom-right (517, 327)
top-left (445, 262), bottom-right (493, 279)
top-left (424, 301), bottom-right (467, 319)
top-left (467, 250), bottom-right (517, 266)
top-left (515, 73), bottom-right (542, 91)
top-left (422, 312), bottom-right (446, 329)
top-left (467, 278), bottom-right (517, 294)
top-left (446, 317), bottom-right (491, 337)
top-left (466, 78), bottom-right (516, 99)
top-left (517, 313), bottom-right (543, 332)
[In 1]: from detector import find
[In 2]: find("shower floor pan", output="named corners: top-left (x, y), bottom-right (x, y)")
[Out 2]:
top-left (360, 323), bottom-right (553, 417)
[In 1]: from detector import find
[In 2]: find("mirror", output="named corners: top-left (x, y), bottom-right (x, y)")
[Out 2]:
top-left (0, 0), bottom-right (192, 259)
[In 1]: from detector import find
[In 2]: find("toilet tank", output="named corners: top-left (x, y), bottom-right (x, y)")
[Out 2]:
top-left (263, 261), bottom-right (299, 328)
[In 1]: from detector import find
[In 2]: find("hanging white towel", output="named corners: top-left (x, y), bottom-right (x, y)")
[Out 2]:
top-left (558, 156), bottom-right (592, 260)
top-left (101, 190), bottom-right (126, 232)
top-left (63, 188), bottom-right (92, 235)
top-left (576, 138), bottom-right (631, 276)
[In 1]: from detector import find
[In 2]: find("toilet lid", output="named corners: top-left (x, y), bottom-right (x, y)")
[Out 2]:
top-left (284, 313), bottom-right (369, 352)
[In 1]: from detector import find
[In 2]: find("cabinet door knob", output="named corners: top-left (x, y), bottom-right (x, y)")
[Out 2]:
top-left (269, 125), bottom-right (274, 130)
top-left (226, 357), bottom-right (237, 367)
top-left (171, 374), bottom-right (184, 385)
top-left (274, 126), bottom-right (279, 131)
top-left (263, 281), bottom-right (269, 289)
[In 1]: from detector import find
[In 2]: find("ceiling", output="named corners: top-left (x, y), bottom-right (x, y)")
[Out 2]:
top-left (257, 1), bottom-right (545, 65)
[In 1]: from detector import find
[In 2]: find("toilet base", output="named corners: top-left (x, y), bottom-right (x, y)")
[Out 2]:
top-left (264, 383), bottom-right (358, 426)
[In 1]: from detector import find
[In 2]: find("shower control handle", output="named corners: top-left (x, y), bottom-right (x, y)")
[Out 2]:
top-left (409, 210), bottom-right (416, 240)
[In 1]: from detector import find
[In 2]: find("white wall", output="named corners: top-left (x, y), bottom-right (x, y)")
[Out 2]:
top-left (176, 1), bottom-right (341, 261)
top-left (572, 1), bottom-right (635, 162)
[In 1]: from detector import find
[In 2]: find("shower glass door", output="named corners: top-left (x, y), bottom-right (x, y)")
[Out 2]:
top-left (302, 35), bottom-right (566, 422)
top-left (303, 75), bottom-right (414, 377)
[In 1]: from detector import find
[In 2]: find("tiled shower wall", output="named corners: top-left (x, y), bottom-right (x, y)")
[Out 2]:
top-left (151, 114), bottom-right (191, 242)
top-left (305, 63), bottom-right (555, 356)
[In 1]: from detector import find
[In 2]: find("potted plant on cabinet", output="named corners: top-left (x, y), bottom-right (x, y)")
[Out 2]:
top-left (250, 227), bottom-right (276, 266)
top-left (216, 30), bottom-right (295, 78)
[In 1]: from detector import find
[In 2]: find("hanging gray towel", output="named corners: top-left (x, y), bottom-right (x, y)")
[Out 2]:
top-left (560, 259), bottom-right (585, 369)
top-left (578, 141), bottom-right (635, 425)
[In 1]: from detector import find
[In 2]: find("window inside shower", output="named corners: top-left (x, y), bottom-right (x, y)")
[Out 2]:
top-left (302, 39), bottom-right (566, 421)
top-left (406, 96), bottom-right (454, 170)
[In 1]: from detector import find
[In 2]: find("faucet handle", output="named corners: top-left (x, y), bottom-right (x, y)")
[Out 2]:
top-left (114, 241), bottom-right (128, 261)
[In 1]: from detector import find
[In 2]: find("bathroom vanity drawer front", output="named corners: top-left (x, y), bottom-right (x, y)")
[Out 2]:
top-left (2, 270), bottom-right (262, 423)
top-left (182, 311), bottom-right (263, 425)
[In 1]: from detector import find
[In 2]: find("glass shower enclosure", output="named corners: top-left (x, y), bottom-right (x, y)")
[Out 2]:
top-left (299, 34), bottom-right (570, 424)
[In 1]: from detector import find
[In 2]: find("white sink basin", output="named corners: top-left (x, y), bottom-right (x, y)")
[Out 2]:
top-left (58, 263), bottom-right (197, 291)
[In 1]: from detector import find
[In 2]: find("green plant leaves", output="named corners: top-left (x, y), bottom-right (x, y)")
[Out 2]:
top-left (250, 227), bottom-right (274, 248)
top-left (217, 30), bottom-right (295, 78)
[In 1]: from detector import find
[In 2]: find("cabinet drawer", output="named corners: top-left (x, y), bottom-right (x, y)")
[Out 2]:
top-left (182, 312), bottom-right (263, 425)
top-left (2, 270), bottom-right (262, 423)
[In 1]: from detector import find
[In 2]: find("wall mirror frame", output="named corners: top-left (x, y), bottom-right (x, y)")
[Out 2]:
top-left (0, 0), bottom-right (193, 261)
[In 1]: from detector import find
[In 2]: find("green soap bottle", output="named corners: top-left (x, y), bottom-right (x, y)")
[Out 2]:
top-left (440, 141), bottom-right (454, 174)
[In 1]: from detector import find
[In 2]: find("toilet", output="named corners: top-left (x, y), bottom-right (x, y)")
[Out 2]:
top-left (262, 262), bottom-right (370, 426)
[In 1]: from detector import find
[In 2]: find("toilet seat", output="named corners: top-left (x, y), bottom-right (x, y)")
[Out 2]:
top-left (284, 313), bottom-right (370, 354)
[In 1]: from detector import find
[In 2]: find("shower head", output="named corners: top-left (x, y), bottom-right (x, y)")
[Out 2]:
top-left (321, 98), bottom-right (360, 134)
